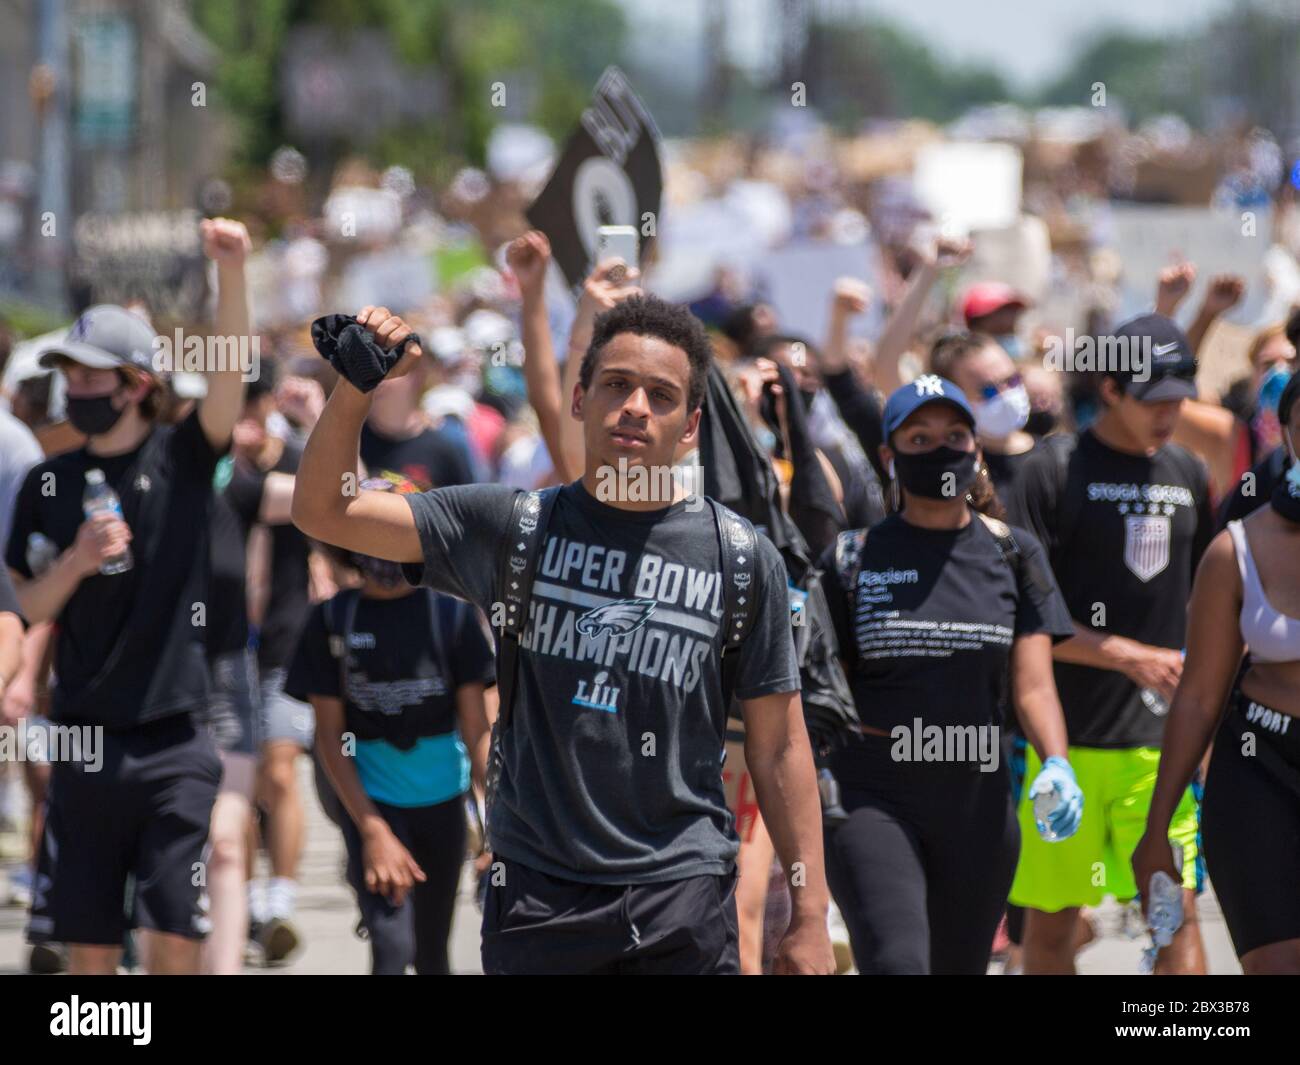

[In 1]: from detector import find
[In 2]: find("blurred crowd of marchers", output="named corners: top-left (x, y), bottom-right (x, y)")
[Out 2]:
top-left (2, 106), bottom-right (1299, 510)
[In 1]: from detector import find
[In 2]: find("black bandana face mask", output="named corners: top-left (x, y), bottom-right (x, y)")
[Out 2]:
top-left (66, 390), bottom-right (126, 436)
top-left (891, 445), bottom-right (979, 500)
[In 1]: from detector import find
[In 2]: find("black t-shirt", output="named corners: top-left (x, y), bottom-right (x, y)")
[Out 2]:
top-left (985, 445), bottom-right (1037, 511)
top-left (403, 480), bottom-right (801, 884)
top-left (227, 441), bottom-right (311, 671)
top-left (285, 589), bottom-right (494, 745)
top-left (285, 589), bottom-right (495, 806)
top-left (5, 410), bottom-right (222, 729)
top-left (360, 421), bottom-right (474, 492)
top-left (820, 512), bottom-right (1072, 740)
top-left (1009, 430), bottom-right (1213, 748)
top-left (207, 456), bottom-right (248, 657)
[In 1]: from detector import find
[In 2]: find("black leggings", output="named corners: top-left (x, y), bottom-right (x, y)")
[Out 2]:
top-left (823, 734), bottom-right (1019, 974)
top-left (341, 795), bottom-right (466, 975)
top-left (1202, 690), bottom-right (1300, 957)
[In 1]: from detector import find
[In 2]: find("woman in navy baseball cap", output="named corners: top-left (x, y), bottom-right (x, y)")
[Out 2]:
top-left (816, 374), bottom-right (1080, 974)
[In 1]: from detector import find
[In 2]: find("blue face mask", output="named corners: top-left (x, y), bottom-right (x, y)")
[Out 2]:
top-left (1258, 364), bottom-right (1292, 414)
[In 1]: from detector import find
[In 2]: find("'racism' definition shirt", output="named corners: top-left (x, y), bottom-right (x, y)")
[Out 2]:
top-left (1009, 431), bottom-right (1213, 748)
top-left (403, 480), bottom-right (800, 884)
top-left (820, 512), bottom-right (1072, 742)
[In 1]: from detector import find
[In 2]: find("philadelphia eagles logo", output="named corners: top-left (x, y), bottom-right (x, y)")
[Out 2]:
top-left (575, 598), bottom-right (658, 638)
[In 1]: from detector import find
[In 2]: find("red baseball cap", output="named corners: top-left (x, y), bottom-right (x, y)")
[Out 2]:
top-left (961, 282), bottom-right (1028, 326)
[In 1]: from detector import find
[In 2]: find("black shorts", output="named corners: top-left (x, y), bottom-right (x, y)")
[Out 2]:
top-left (27, 715), bottom-right (221, 946)
top-left (1202, 690), bottom-right (1300, 957)
top-left (481, 856), bottom-right (740, 975)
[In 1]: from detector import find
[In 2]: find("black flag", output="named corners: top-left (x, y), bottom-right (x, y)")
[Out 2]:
top-left (525, 67), bottom-right (662, 291)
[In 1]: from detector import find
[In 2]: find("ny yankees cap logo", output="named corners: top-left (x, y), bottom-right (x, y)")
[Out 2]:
top-left (914, 374), bottom-right (944, 396)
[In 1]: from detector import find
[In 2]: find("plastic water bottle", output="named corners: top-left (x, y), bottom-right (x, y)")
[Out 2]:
top-left (82, 469), bottom-right (133, 575)
top-left (1139, 688), bottom-right (1169, 716)
top-left (1141, 843), bottom-right (1185, 973)
top-left (1140, 650), bottom-right (1185, 717)
top-left (25, 533), bottom-right (57, 577)
top-left (1033, 784), bottom-right (1063, 841)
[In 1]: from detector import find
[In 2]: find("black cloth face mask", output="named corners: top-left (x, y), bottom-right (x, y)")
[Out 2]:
top-left (66, 391), bottom-right (127, 436)
top-left (891, 445), bottom-right (979, 500)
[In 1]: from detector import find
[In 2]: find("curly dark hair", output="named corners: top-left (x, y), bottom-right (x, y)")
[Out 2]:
top-left (582, 295), bottom-right (712, 412)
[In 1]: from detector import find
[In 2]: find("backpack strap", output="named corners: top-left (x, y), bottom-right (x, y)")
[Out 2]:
top-left (710, 500), bottom-right (759, 712)
top-left (323, 588), bottom-right (363, 702)
top-left (977, 512), bottom-right (1054, 600)
top-left (494, 485), bottom-right (561, 733)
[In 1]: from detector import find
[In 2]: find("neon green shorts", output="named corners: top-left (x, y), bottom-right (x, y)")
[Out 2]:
top-left (1009, 745), bottom-right (1200, 913)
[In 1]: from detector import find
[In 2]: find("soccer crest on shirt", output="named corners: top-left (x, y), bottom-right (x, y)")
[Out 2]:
top-left (1123, 513), bottom-right (1171, 582)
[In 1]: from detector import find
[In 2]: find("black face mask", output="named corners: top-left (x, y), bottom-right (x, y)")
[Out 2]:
top-left (891, 445), bottom-right (980, 500)
top-left (1024, 409), bottom-right (1058, 437)
top-left (65, 392), bottom-right (126, 436)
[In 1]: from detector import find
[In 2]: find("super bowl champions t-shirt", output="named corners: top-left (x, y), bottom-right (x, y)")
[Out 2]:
top-left (1009, 431), bottom-right (1213, 748)
top-left (5, 409), bottom-right (222, 729)
top-left (403, 480), bottom-right (801, 884)
top-left (819, 513), bottom-right (1073, 736)
top-left (285, 589), bottom-right (495, 808)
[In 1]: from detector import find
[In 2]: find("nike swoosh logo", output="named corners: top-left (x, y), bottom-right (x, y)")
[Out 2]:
top-left (1152, 342), bottom-right (1180, 356)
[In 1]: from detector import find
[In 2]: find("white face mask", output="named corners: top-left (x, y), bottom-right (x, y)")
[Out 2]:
top-left (973, 384), bottom-right (1030, 439)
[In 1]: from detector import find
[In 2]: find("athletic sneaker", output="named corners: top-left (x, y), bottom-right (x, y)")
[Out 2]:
top-left (256, 917), bottom-right (301, 964)
top-left (258, 877), bottom-right (302, 964)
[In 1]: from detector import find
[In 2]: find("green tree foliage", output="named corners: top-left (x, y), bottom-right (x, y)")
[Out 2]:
top-left (193, 0), bottom-right (626, 175)
top-left (803, 16), bottom-right (1013, 127)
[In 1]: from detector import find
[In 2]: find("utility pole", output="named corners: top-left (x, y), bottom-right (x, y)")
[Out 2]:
top-left (32, 0), bottom-right (71, 311)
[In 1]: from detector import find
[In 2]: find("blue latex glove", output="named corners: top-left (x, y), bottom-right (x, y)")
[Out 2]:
top-left (1029, 756), bottom-right (1084, 841)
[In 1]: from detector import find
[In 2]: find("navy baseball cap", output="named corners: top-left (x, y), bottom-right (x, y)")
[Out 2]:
top-left (38, 304), bottom-right (159, 377)
top-left (1106, 314), bottom-right (1197, 403)
top-left (883, 374), bottom-right (976, 437)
